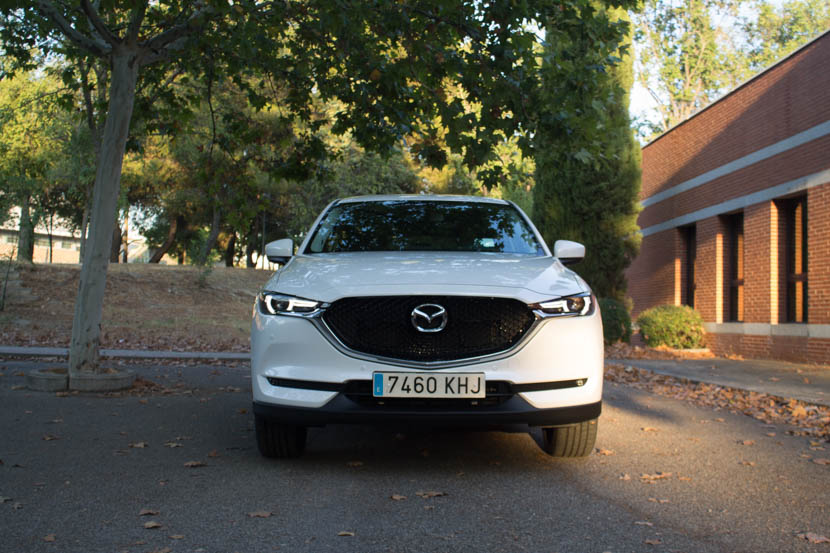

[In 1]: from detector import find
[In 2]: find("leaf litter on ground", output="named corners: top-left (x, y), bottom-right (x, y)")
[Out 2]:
top-left (605, 363), bottom-right (829, 441)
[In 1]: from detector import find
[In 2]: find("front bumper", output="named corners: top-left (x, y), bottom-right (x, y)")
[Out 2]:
top-left (253, 396), bottom-right (601, 428)
top-left (251, 307), bottom-right (605, 412)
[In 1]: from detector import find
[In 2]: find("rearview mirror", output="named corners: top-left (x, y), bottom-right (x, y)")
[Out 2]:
top-left (265, 238), bottom-right (294, 265)
top-left (553, 240), bottom-right (585, 265)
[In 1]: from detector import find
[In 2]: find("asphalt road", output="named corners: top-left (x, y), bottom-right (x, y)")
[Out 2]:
top-left (1, 361), bottom-right (828, 553)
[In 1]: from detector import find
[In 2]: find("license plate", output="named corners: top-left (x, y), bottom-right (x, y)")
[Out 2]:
top-left (373, 372), bottom-right (485, 398)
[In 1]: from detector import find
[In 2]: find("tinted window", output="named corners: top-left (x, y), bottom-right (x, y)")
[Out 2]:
top-left (306, 200), bottom-right (543, 255)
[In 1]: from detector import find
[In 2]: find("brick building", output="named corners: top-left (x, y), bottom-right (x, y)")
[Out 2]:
top-left (626, 30), bottom-right (830, 364)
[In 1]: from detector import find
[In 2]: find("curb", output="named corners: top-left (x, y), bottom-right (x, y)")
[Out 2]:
top-left (24, 367), bottom-right (136, 392)
top-left (25, 368), bottom-right (69, 392)
top-left (0, 346), bottom-right (250, 361)
top-left (70, 369), bottom-right (136, 392)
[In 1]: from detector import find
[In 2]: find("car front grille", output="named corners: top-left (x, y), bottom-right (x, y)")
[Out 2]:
top-left (322, 296), bottom-right (536, 362)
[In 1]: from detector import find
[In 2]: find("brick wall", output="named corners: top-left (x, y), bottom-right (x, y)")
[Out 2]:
top-left (808, 182), bottom-right (830, 324)
top-left (641, 34), bottom-right (830, 201)
top-left (627, 32), bottom-right (830, 364)
top-left (626, 229), bottom-right (676, 316)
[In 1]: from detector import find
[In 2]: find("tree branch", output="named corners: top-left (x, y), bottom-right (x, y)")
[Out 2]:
top-left (126, 1), bottom-right (148, 43)
top-left (80, 0), bottom-right (121, 46)
top-left (35, 0), bottom-right (110, 57)
top-left (142, 3), bottom-right (213, 57)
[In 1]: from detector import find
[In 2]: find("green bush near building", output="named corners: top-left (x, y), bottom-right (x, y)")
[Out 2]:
top-left (599, 297), bottom-right (632, 345)
top-left (636, 305), bottom-right (706, 349)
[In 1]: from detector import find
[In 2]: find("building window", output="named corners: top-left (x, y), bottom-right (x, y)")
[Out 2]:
top-left (681, 225), bottom-right (696, 308)
top-left (725, 213), bottom-right (744, 322)
top-left (782, 197), bottom-right (808, 323)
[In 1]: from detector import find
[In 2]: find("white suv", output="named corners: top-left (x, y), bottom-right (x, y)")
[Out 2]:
top-left (251, 195), bottom-right (603, 458)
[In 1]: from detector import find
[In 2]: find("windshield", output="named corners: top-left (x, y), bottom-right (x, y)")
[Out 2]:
top-left (305, 200), bottom-right (544, 255)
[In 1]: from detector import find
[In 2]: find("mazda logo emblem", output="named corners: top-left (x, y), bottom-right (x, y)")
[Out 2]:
top-left (411, 303), bottom-right (448, 333)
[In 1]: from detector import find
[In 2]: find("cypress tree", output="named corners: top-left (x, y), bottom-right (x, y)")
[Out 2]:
top-left (533, 6), bottom-right (642, 302)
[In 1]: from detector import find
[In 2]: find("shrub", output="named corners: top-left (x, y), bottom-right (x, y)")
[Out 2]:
top-left (599, 297), bottom-right (631, 345)
top-left (636, 305), bottom-right (706, 349)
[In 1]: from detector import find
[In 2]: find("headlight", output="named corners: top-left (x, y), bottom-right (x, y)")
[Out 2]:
top-left (258, 292), bottom-right (325, 317)
top-left (531, 293), bottom-right (594, 317)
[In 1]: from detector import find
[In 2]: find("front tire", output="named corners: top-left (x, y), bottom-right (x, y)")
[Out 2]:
top-left (540, 418), bottom-right (597, 457)
top-left (255, 414), bottom-right (307, 458)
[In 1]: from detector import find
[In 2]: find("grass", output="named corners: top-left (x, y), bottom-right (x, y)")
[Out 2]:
top-left (0, 263), bottom-right (272, 352)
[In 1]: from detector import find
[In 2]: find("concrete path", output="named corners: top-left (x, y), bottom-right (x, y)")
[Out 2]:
top-left (608, 356), bottom-right (830, 407)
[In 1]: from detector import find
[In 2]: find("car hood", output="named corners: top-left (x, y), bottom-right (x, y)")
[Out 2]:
top-left (263, 252), bottom-right (586, 304)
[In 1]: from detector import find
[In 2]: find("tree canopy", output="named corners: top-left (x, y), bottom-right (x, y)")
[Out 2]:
top-left (0, 0), bottom-right (636, 378)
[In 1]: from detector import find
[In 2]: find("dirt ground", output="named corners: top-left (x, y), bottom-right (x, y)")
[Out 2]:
top-left (0, 262), bottom-right (744, 359)
top-left (1, 263), bottom-right (272, 352)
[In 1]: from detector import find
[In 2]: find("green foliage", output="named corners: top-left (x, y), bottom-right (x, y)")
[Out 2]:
top-left (742, 0), bottom-right (830, 71)
top-left (599, 297), bottom-right (632, 344)
top-left (633, 0), bottom-right (747, 136)
top-left (636, 305), bottom-right (706, 349)
top-left (533, 5), bottom-right (641, 302)
top-left (633, 0), bottom-right (829, 139)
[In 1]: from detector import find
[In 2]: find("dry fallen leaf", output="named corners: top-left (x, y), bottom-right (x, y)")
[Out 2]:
top-left (337, 531), bottom-right (355, 537)
top-left (208, 450), bottom-right (221, 458)
top-left (812, 458), bottom-right (830, 465)
top-left (183, 461), bottom-right (206, 468)
top-left (391, 494), bottom-right (407, 501)
top-left (247, 511), bottom-right (272, 518)
top-left (797, 533), bottom-right (830, 544)
top-left (641, 427), bottom-right (659, 433)
top-left (635, 521), bottom-right (654, 526)
top-left (43, 534), bottom-right (56, 542)
top-left (596, 448), bottom-right (615, 456)
top-left (619, 473), bottom-right (631, 481)
top-left (129, 442), bottom-right (148, 449)
top-left (740, 460), bottom-right (756, 466)
top-left (644, 539), bottom-right (662, 545)
top-left (416, 491), bottom-right (447, 499)
top-left (648, 498), bottom-right (671, 504)
top-left (42, 434), bottom-right (58, 441)
top-left (739, 440), bottom-right (755, 446)
top-left (640, 472), bottom-right (672, 482)
top-left (169, 535), bottom-right (184, 540)
top-left (149, 548), bottom-right (172, 553)
top-left (164, 442), bottom-right (182, 448)
top-left (139, 509), bottom-right (160, 516)
top-left (144, 521), bottom-right (162, 529)
top-left (791, 405), bottom-right (808, 418)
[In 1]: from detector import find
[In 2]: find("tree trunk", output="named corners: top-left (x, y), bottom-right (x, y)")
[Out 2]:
top-left (198, 204), bottom-right (222, 265)
top-left (69, 51), bottom-right (140, 377)
top-left (121, 215), bottom-right (128, 263)
top-left (110, 218), bottom-right (121, 263)
top-left (47, 214), bottom-right (54, 263)
top-left (16, 194), bottom-right (34, 263)
top-left (149, 215), bottom-right (183, 263)
top-left (224, 233), bottom-right (236, 267)
top-left (245, 219), bottom-right (258, 268)
top-left (79, 192), bottom-right (90, 263)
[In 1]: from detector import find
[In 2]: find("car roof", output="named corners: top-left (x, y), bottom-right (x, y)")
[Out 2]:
top-left (335, 194), bottom-right (510, 205)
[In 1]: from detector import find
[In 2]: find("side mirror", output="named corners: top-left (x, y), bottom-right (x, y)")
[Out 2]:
top-left (553, 240), bottom-right (585, 265)
top-left (265, 238), bottom-right (294, 265)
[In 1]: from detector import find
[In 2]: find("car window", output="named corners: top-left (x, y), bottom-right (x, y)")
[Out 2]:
top-left (305, 200), bottom-right (543, 255)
